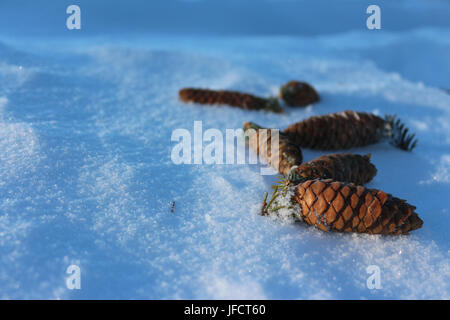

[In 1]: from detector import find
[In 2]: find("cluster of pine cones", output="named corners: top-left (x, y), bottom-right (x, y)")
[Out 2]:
top-left (179, 81), bottom-right (423, 236)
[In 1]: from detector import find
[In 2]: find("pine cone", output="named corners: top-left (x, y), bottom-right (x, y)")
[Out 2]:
top-left (293, 179), bottom-right (423, 235)
top-left (279, 81), bottom-right (319, 107)
top-left (244, 122), bottom-right (303, 176)
top-left (179, 88), bottom-right (283, 113)
top-left (288, 153), bottom-right (377, 185)
top-left (283, 110), bottom-right (417, 151)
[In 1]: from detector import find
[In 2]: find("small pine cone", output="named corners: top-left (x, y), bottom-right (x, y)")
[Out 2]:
top-left (279, 81), bottom-right (319, 107)
top-left (179, 88), bottom-right (283, 113)
top-left (293, 179), bottom-right (423, 235)
top-left (244, 122), bottom-right (303, 176)
top-left (288, 153), bottom-right (377, 185)
top-left (283, 110), bottom-right (417, 151)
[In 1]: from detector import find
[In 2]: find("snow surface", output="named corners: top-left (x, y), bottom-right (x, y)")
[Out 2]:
top-left (0, 0), bottom-right (449, 299)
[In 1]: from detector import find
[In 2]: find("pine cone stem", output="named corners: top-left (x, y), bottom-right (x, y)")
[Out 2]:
top-left (179, 88), bottom-right (284, 113)
top-left (384, 115), bottom-right (418, 151)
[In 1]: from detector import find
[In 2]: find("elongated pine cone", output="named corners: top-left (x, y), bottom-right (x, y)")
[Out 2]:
top-left (244, 122), bottom-right (303, 176)
top-left (283, 110), bottom-right (417, 151)
top-left (179, 88), bottom-right (283, 113)
top-left (293, 179), bottom-right (423, 235)
top-left (288, 153), bottom-right (377, 185)
top-left (279, 81), bottom-right (319, 107)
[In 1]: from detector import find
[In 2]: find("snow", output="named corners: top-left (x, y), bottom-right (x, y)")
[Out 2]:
top-left (0, 0), bottom-right (449, 299)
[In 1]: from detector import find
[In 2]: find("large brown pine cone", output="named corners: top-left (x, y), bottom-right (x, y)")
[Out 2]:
top-left (288, 153), bottom-right (377, 185)
top-left (279, 81), bottom-right (319, 107)
top-left (283, 110), bottom-right (385, 149)
top-left (244, 122), bottom-right (303, 176)
top-left (283, 110), bottom-right (417, 151)
top-left (179, 88), bottom-right (283, 113)
top-left (293, 179), bottom-right (423, 235)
